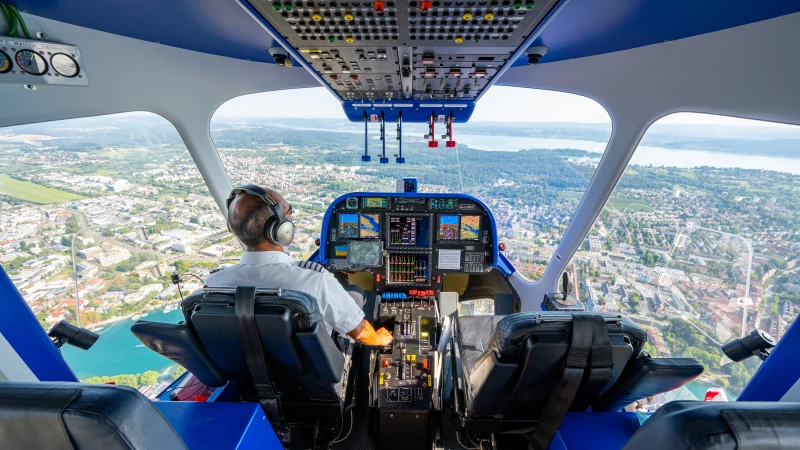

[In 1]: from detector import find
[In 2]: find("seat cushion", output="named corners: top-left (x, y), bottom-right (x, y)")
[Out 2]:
top-left (624, 401), bottom-right (800, 450)
top-left (0, 382), bottom-right (187, 450)
top-left (456, 315), bottom-right (504, 377)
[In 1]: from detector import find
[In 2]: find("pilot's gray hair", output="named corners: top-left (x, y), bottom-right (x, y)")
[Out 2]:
top-left (228, 199), bottom-right (274, 250)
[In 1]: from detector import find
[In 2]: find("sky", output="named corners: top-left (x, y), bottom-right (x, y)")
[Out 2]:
top-left (214, 86), bottom-right (790, 127)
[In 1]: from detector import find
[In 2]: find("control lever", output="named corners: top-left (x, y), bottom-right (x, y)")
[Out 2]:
top-left (362, 111), bottom-right (371, 162)
top-left (441, 112), bottom-right (456, 148)
top-left (379, 111), bottom-right (389, 164)
top-left (424, 112), bottom-right (438, 147)
top-left (395, 112), bottom-right (405, 163)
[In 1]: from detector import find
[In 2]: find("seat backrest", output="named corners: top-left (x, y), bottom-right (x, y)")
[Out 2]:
top-left (0, 382), bottom-right (187, 450)
top-left (459, 312), bottom-right (647, 419)
top-left (181, 288), bottom-right (345, 407)
top-left (623, 400), bottom-right (800, 450)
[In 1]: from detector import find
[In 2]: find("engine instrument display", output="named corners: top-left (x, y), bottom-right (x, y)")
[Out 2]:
top-left (339, 213), bottom-right (359, 239)
top-left (429, 199), bottom-right (456, 210)
top-left (16, 50), bottom-right (47, 75)
top-left (51, 53), bottom-right (79, 78)
top-left (360, 214), bottom-right (381, 238)
top-left (364, 197), bottom-right (388, 209)
top-left (389, 216), bottom-right (430, 247)
top-left (460, 215), bottom-right (481, 241)
top-left (0, 50), bottom-right (11, 74)
top-left (438, 215), bottom-right (460, 240)
top-left (347, 240), bottom-right (383, 267)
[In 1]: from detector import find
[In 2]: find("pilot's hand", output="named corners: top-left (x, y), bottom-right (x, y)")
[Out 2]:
top-left (348, 320), bottom-right (394, 346)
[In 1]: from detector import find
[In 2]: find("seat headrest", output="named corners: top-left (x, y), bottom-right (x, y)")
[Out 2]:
top-left (490, 312), bottom-right (647, 360)
top-left (182, 288), bottom-right (323, 325)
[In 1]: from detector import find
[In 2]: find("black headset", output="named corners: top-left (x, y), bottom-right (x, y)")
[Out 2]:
top-left (226, 184), bottom-right (295, 247)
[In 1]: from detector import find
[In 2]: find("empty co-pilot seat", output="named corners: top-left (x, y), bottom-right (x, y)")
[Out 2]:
top-left (624, 401), bottom-right (800, 450)
top-left (454, 312), bottom-right (646, 433)
top-left (180, 288), bottom-right (356, 422)
top-left (0, 382), bottom-right (187, 450)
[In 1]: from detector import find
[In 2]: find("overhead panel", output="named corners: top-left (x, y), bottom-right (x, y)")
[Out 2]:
top-left (244, 0), bottom-right (560, 121)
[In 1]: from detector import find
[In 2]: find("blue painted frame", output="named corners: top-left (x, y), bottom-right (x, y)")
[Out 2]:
top-left (0, 266), bottom-right (77, 381)
top-left (738, 316), bottom-right (800, 401)
top-left (317, 192), bottom-right (501, 271)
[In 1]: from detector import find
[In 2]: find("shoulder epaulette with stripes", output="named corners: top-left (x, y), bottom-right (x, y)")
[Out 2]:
top-left (295, 260), bottom-right (327, 273)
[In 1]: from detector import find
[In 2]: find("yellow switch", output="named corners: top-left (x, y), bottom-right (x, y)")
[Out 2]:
top-left (462, 12), bottom-right (472, 20)
top-left (412, 354), bottom-right (417, 361)
top-left (454, 36), bottom-right (463, 44)
top-left (344, 12), bottom-right (354, 21)
top-left (421, 332), bottom-right (429, 338)
top-left (484, 12), bottom-right (494, 20)
top-left (345, 36), bottom-right (354, 43)
top-left (428, 375), bottom-right (432, 386)
top-left (380, 373), bottom-right (385, 384)
top-left (312, 13), bottom-right (322, 21)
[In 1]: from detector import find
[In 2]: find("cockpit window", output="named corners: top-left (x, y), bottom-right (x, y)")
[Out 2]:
top-left (570, 112), bottom-right (800, 405)
top-left (0, 113), bottom-right (232, 394)
top-left (211, 86), bottom-right (612, 274)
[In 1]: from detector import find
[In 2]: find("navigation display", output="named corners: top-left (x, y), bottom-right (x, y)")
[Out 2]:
top-left (438, 215), bottom-right (459, 240)
top-left (339, 213), bottom-right (359, 238)
top-left (347, 240), bottom-right (383, 267)
top-left (460, 215), bottom-right (481, 240)
top-left (363, 197), bottom-right (388, 209)
top-left (359, 214), bottom-right (381, 238)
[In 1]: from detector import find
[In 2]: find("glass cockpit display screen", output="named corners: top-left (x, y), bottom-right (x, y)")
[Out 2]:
top-left (347, 240), bottom-right (383, 267)
top-left (389, 215), bottom-right (430, 247)
top-left (339, 213), bottom-right (359, 238)
top-left (363, 197), bottom-right (388, 209)
top-left (359, 213), bottom-right (381, 238)
top-left (460, 215), bottom-right (481, 240)
top-left (438, 215), bottom-right (460, 240)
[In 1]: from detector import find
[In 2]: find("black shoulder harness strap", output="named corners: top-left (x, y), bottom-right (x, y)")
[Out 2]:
top-left (234, 286), bottom-right (286, 432)
top-left (527, 314), bottom-right (612, 450)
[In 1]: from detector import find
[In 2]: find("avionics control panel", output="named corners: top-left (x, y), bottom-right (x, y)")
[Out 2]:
top-left (321, 193), bottom-right (497, 290)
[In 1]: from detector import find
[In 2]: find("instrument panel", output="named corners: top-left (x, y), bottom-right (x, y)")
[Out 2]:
top-left (322, 193), bottom-right (496, 289)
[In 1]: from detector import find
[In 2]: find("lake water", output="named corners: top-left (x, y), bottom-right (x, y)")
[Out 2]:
top-left (62, 308), bottom-right (184, 380)
top-left (280, 126), bottom-right (800, 175)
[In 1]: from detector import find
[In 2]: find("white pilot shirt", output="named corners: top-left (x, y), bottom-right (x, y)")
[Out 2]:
top-left (204, 251), bottom-right (365, 335)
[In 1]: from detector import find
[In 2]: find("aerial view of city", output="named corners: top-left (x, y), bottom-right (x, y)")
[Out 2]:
top-left (1, 110), bottom-right (799, 401)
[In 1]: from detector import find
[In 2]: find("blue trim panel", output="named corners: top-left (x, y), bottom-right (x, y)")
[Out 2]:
top-left (15, 0), bottom-right (280, 64)
top-left (512, 0), bottom-right (800, 66)
top-left (497, 253), bottom-right (516, 276)
top-left (555, 412), bottom-right (640, 449)
top-left (342, 101), bottom-right (476, 124)
top-left (738, 316), bottom-right (800, 401)
top-left (155, 402), bottom-right (282, 449)
top-left (238, 0), bottom-right (340, 100)
top-left (0, 265), bottom-right (77, 381)
top-left (319, 192), bottom-right (501, 270)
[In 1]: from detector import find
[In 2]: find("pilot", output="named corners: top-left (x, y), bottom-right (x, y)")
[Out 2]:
top-left (206, 184), bottom-right (393, 347)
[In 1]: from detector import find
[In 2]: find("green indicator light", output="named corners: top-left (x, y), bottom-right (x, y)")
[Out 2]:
top-left (525, 1), bottom-right (534, 8)
top-left (272, 2), bottom-right (282, 10)
top-left (328, 36), bottom-right (336, 42)
top-left (513, 1), bottom-right (522, 9)
top-left (474, 36), bottom-right (481, 43)
top-left (284, 3), bottom-right (293, 10)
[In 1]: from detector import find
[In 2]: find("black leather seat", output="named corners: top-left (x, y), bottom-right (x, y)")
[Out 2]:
top-left (177, 288), bottom-right (358, 446)
top-left (624, 401), bottom-right (800, 450)
top-left (0, 382), bottom-right (187, 450)
top-left (453, 312), bottom-right (647, 435)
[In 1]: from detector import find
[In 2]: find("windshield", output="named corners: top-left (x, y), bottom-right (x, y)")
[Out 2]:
top-left (212, 86), bottom-right (611, 272)
top-left (0, 113), bottom-right (231, 394)
top-left (572, 113), bottom-right (800, 402)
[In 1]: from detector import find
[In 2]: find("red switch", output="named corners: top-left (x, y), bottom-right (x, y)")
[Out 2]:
top-left (423, 359), bottom-right (429, 370)
top-left (449, 68), bottom-right (461, 77)
top-left (350, 74), bottom-right (359, 80)
top-left (384, 358), bottom-right (390, 368)
top-left (428, 140), bottom-right (438, 148)
top-left (436, 275), bottom-right (441, 283)
top-left (446, 141), bottom-right (457, 148)
top-left (418, 1), bottom-right (432, 11)
top-left (330, 74), bottom-right (339, 80)
top-left (424, 68), bottom-right (436, 78)
top-left (374, 1), bottom-right (385, 12)
top-left (474, 68), bottom-right (487, 78)
top-left (376, 274), bottom-right (381, 282)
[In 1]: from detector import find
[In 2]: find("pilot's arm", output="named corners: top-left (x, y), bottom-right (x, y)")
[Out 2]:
top-left (318, 271), bottom-right (393, 346)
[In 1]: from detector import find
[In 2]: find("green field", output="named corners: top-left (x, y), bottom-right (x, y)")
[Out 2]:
top-left (0, 175), bottom-right (86, 204)
top-left (606, 197), bottom-right (652, 212)
top-left (560, 190), bottom-right (585, 202)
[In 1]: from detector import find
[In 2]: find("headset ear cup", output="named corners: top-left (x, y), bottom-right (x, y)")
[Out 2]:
top-left (263, 216), bottom-right (277, 245)
top-left (275, 221), bottom-right (295, 247)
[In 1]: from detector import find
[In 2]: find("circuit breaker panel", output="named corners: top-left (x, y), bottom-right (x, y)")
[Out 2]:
top-left (246, 0), bottom-right (558, 104)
